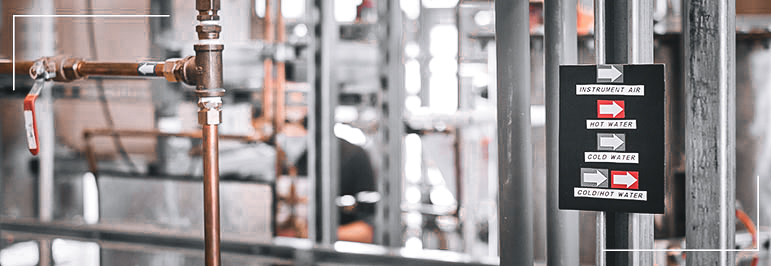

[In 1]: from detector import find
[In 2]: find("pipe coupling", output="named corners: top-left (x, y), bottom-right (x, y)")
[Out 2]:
top-left (197, 97), bottom-right (223, 125)
top-left (196, 89), bottom-right (225, 125)
top-left (28, 56), bottom-right (85, 82)
top-left (196, 24), bottom-right (222, 40)
top-left (29, 58), bottom-right (57, 80)
top-left (164, 56), bottom-right (197, 85)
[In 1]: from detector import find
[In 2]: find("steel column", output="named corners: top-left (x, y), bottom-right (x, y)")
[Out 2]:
top-left (598, 1), bottom-right (655, 265)
top-left (683, 0), bottom-right (736, 265)
top-left (544, 0), bottom-right (579, 264)
top-left (316, 0), bottom-right (339, 245)
top-left (594, 2), bottom-right (607, 264)
top-left (626, 2), bottom-right (655, 266)
top-left (36, 0), bottom-right (55, 224)
top-left (385, 0), bottom-right (404, 248)
top-left (305, 0), bottom-right (318, 243)
top-left (494, 0), bottom-right (533, 265)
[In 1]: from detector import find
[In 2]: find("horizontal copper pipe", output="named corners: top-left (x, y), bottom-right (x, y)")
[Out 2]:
top-left (0, 58), bottom-right (168, 82)
top-left (0, 60), bottom-right (34, 75)
top-left (77, 62), bottom-right (165, 77)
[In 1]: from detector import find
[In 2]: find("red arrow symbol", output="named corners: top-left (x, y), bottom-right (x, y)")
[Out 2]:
top-left (611, 171), bottom-right (638, 189)
top-left (597, 100), bottom-right (625, 118)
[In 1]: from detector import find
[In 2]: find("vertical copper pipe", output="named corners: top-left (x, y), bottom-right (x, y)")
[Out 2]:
top-left (275, 0), bottom-right (286, 134)
top-left (264, 59), bottom-right (274, 122)
top-left (203, 124), bottom-right (221, 265)
top-left (196, 0), bottom-right (223, 265)
top-left (263, 0), bottom-right (275, 125)
top-left (273, 0), bottom-right (287, 179)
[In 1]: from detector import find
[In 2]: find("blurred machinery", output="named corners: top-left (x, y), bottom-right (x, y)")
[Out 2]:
top-left (0, 0), bottom-right (771, 265)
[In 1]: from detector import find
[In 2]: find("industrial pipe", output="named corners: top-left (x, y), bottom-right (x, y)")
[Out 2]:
top-left (195, 0), bottom-right (224, 265)
top-left (262, 0), bottom-right (275, 131)
top-left (544, 0), bottom-right (580, 264)
top-left (0, 57), bottom-right (203, 85)
top-left (0, 1), bottom-right (226, 264)
top-left (0, 60), bottom-right (33, 75)
top-left (275, 0), bottom-right (286, 135)
top-left (684, 0), bottom-right (736, 265)
top-left (202, 123), bottom-right (221, 266)
top-left (495, 0), bottom-right (534, 265)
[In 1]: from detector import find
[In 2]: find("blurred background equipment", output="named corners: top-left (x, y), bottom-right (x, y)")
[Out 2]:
top-left (0, 0), bottom-right (770, 265)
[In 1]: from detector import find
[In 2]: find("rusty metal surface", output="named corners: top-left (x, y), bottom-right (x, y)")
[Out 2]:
top-left (684, 0), bottom-right (737, 265)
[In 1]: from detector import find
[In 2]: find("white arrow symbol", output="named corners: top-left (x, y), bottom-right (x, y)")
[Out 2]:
top-left (583, 170), bottom-right (607, 186)
top-left (599, 101), bottom-right (624, 117)
top-left (138, 63), bottom-right (155, 75)
top-left (600, 134), bottom-right (624, 150)
top-left (598, 65), bottom-right (623, 82)
top-left (613, 172), bottom-right (637, 188)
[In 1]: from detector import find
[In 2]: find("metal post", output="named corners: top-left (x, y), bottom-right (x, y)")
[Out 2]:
top-left (494, 0), bottom-right (533, 265)
top-left (544, 0), bottom-right (579, 264)
top-left (305, 0), bottom-right (318, 244)
top-left (37, 0), bottom-right (55, 224)
top-left (593, 3), bottom-right (607, 264)
top-left (385, 0), bottom-right (404, 248)
top-left (317, 0), bottom-right (339, 245)
top-left (599, 1), bottom-right (654, 265)
top-left (626, 2), bottom-right (655, 266)
top-left (683, 0), bottom-right (736, 265)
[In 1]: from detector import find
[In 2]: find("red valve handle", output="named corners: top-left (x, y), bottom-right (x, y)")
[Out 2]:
top-left (23, 93), bottom-right (40, 155)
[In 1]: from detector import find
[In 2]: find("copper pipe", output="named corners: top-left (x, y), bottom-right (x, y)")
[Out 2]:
top-left (263, 60), bottom-right (274, 123)
top-left (262, 0), bottom-right (275, 125)
top-left (0, 59), bottom-right (166, 81)
top-left (0, 60), bottom-right (34, 75)
top-left (264, 0), bottom-right (274, 42)
top-left (275, 0), bottom-right (286, 134)
top-left (78, 62), bottom-right (165, 77)
top-left (84, 139), bottom-right (99, 178)
top-left (202, 124), bottom-right (221, 266)
top-left (273, 0), bottom-right (287, 182)
top-left (195, 1), bottom-right (224, 265)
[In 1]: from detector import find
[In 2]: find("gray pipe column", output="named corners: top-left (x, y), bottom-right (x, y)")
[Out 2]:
top-left (315, 0), bottom-right (339, 245)
top-left (495, 0), bottom-right (533, 265)
top-left (683, 0), bottom-right (736, 265)
top-left (544, 0), bottom-right (579, 264)
top-left (601, 1), bottom-right (654, 265)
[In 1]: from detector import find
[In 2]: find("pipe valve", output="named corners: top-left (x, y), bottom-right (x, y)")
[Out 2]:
top-left (23, 59), bottom-right (56, 155)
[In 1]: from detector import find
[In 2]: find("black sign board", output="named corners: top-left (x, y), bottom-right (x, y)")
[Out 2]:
top-left (558, 64), bottom-right (665, 214)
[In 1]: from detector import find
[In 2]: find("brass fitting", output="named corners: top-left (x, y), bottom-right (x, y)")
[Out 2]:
top-left (163, 56), bottom-right (197, 86)
top-left (196, 24), bottom-right (222, 40)
top-left (193, 44), bottom-right (224, 90)
top-left (29, 57), bottom-right (57, 80)
top-left (27, 56), bottom-right (86, 82)
top-left (196, 0), bottom-right (221, 21)
top-left (197, 94), bottom-right (224, 125)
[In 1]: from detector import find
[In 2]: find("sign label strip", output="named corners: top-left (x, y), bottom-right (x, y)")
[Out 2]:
top-left (585, 152), bottom-right (639, 164)
top-left (577, 84), bottom-right (644, 96)
top-left (586, 119), bottom-right (637, 129)
top-left (574, 187), bottom-right (647, 201)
